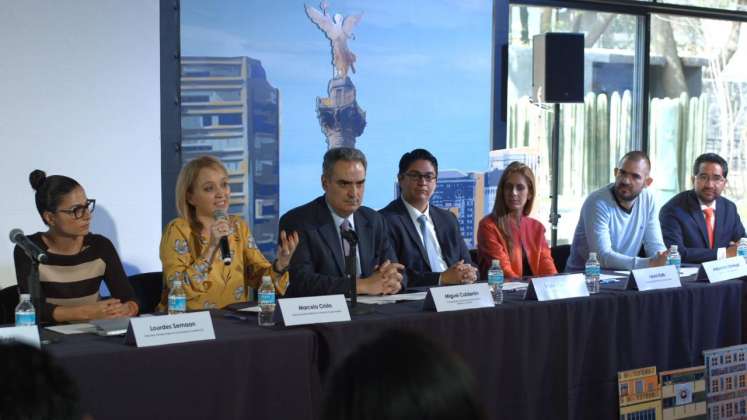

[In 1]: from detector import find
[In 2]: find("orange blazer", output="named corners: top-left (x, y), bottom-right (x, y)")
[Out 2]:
top-left (477, 215), bottom-right (557, 279)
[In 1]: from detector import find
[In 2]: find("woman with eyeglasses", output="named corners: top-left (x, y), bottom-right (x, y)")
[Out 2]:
top-left (477, 162), bottom-right (557, 279)
top-left (159, 156), bottom-right (298, 311)
top-left (13, 170), bottom-right (139, 323)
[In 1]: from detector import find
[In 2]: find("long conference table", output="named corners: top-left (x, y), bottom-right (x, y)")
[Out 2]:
top-left (44, 278), bottom-right (743, 420)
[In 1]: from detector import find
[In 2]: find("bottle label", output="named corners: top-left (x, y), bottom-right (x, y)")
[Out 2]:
top-left (259, 291), bottom-right (276, 306)
top-left (168, 295), bottom-right (187, 312)
top-left (15, 312), bottom-right (36, 326)
top-left (487, 273), bottom-right (504, 286)
top-left (668, 257), bottom-right (681, 266)
top-left (585, 266), bottom-right (600, 276)
top-left (738, 248), bottom-right (747, 257)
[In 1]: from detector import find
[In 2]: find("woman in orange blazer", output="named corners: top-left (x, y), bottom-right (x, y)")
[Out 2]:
top-left (477, 162), bottom-right (557, 279)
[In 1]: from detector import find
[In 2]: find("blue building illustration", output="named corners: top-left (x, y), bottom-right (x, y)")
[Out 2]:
top-left (180, 56), bottom-right (280, 258)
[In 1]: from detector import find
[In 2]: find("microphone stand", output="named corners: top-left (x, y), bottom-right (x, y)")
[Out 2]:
top-left (24, 251), bottom-right (43, 321)
top-left (341, 230), bottom-right (372, 316)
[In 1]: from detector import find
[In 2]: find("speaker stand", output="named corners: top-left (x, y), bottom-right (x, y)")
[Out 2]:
top-left (549, 102), bottom-right (561, 248)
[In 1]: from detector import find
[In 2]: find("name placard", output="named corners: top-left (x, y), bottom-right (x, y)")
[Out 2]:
top-left (629, 265), bottom-right (681, 291)
top-left (277, 295), bottom-right (351, 326)
top-left (423, 283), bottom-right (494, 312)
top-left (126, 311), bottom-right (215, 348)
top-left (525, 274), bottom-right (589, 301)
top-left (0, 325), bottom-right (40, 349)
top-left (702, 257), bottom-right (747, 283)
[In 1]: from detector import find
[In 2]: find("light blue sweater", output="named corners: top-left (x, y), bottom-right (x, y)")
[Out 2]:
top-left (566, 184), bottom-right (666, 271)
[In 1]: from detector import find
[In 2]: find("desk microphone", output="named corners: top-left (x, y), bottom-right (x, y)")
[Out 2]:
top-left (213, 210), bottom-right (232, 265)
top-left (9, 229), bottom-right (48, 263)
top-left (340, 228), bottom-right (358, 251)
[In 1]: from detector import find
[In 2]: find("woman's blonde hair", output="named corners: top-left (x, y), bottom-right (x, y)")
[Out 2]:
top-left (491, 161), bottom-right (536, 251)
top-left (175, 155), bottom-right (229, 235)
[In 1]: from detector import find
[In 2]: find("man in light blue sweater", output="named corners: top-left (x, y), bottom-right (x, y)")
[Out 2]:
top-left (566, 151), bottom-right (669, 272)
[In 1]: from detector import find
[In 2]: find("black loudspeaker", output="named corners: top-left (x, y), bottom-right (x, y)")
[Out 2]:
top-left (532, 32), bottom-right (584, 103)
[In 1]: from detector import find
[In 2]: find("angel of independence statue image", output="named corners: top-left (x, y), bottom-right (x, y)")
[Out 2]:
top-left (305, 0), bottom-right (361, 79)
top-left (305, 1), bottom-right (367, 149)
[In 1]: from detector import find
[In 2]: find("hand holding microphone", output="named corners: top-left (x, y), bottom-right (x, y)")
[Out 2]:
top-left (211, 210), bottom-right (232, 265)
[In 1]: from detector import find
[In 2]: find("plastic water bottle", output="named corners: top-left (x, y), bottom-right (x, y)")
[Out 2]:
top-left (585, 252), bottom-right (600, 294)
top-left (737, 238), bottom-right (747, 262)
top-left (15, 294), bottom-right (36, 326)
top-left (667, 245), bottom-right (681, 273)
top-left (168, 278), bottom-right (187, 315)
top-left (258, 276), bottom-right (276, 326)
top-left (487, 259), bottom-right (504, 305)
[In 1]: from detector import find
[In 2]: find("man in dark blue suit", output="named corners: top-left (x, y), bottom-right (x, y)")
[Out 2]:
top-left (279, 147), bottom-right (404, 297)
top-left (380, 149), bottom-right (477, 287)
top-left (660, 153), bottom-right (746, 263)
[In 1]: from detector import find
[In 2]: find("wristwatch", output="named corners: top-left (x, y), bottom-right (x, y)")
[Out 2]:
top-left (272, 259), bottom-right (288, 274)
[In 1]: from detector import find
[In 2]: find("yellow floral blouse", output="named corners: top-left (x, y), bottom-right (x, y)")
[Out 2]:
top-left (159, 216), bottom-right (288, 311)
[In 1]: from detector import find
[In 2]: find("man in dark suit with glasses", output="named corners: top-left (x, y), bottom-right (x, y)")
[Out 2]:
top-left (380, 149), bottom-right (477, 287)
top-left (660, 152), bottom-right (746, 263)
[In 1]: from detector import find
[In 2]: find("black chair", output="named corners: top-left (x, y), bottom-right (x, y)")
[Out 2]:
top-left (469, 248), bottom-right (479, 267)
top-left (551, 244), bottom-right (571, 273)
top-left (0, 285), bottom-right (20, 325)
top-left (128, 272), bottom-right (163, 314)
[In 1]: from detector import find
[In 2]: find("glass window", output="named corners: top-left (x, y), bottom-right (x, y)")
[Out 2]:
top-left (659, 0), bottom-right (747, 11)
top-left (182, 95), bottom-right (210, 103)
top-left (508, 6), bottom-right (640, 244)
top-left (181, 115), bottom-right (203, 129)
top-left (649, 15), bottom-right (747, 220)
top-left (218, 113), bottom-right (242, 125)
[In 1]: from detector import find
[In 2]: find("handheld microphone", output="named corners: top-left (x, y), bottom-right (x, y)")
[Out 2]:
top-left (9, 229), bottom-right (48, 263)
top-left (213, 210), bottom-right (232, 265)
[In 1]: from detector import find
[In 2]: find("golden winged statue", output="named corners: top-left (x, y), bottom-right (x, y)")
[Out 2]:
top-left (305, 1), bottom-right (363, 79)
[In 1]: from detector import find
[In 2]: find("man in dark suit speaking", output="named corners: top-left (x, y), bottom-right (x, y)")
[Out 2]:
top-left (660, 153), bottom-right (746, 263)
top-left (380, 149), bottom-right (477, 287)
top-left (279, 147), bottom-right (404, 297)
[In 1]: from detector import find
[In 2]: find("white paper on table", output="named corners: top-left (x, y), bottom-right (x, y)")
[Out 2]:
top-left (614, 268), bottom-right (698, 277)
top-left (613, 270), bottom-right (631, 276)
top-left (503, 282), bottom-right (528, 291)
top-left (45, 323), bottom-right (97, 335)
top-left (237, 306), bottom-right (261, 313)
top-left (679, 267), bottom-right (700, 278)
top-left (355, 292), bottom-right (427, 305)
top-left (600, 274), bottom-right (626, 281)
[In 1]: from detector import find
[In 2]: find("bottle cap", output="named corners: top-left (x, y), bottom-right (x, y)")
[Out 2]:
top-left (588, 252), bottom-right (597, 258)
top-left (670, 245), bottom-right (678, 252)
top-left (20, 293), bottom-right (31, 300)
top-left (491, 259), bottom-right (500, 267)
top-left (262, 275), bottom-right (272, 283)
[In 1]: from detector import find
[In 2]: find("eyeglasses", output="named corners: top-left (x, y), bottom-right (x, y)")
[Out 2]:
top-left (57, 199), bottom-right (96, 219)
top-left (695, 174), bottom-right (725, 184)
top-left (404, 171), bottom-right (437, 183)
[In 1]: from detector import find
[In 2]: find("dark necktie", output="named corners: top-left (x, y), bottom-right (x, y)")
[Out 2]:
top-left (340, 219), bottom-right (352, 256)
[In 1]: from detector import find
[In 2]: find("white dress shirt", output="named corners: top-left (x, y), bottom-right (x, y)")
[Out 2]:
top-left (326, 201), bottom-right (362, 277)
top-left (401, 197), bottom-right (448, 273)
top-left (699, 199), bottom-right (726, 260)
